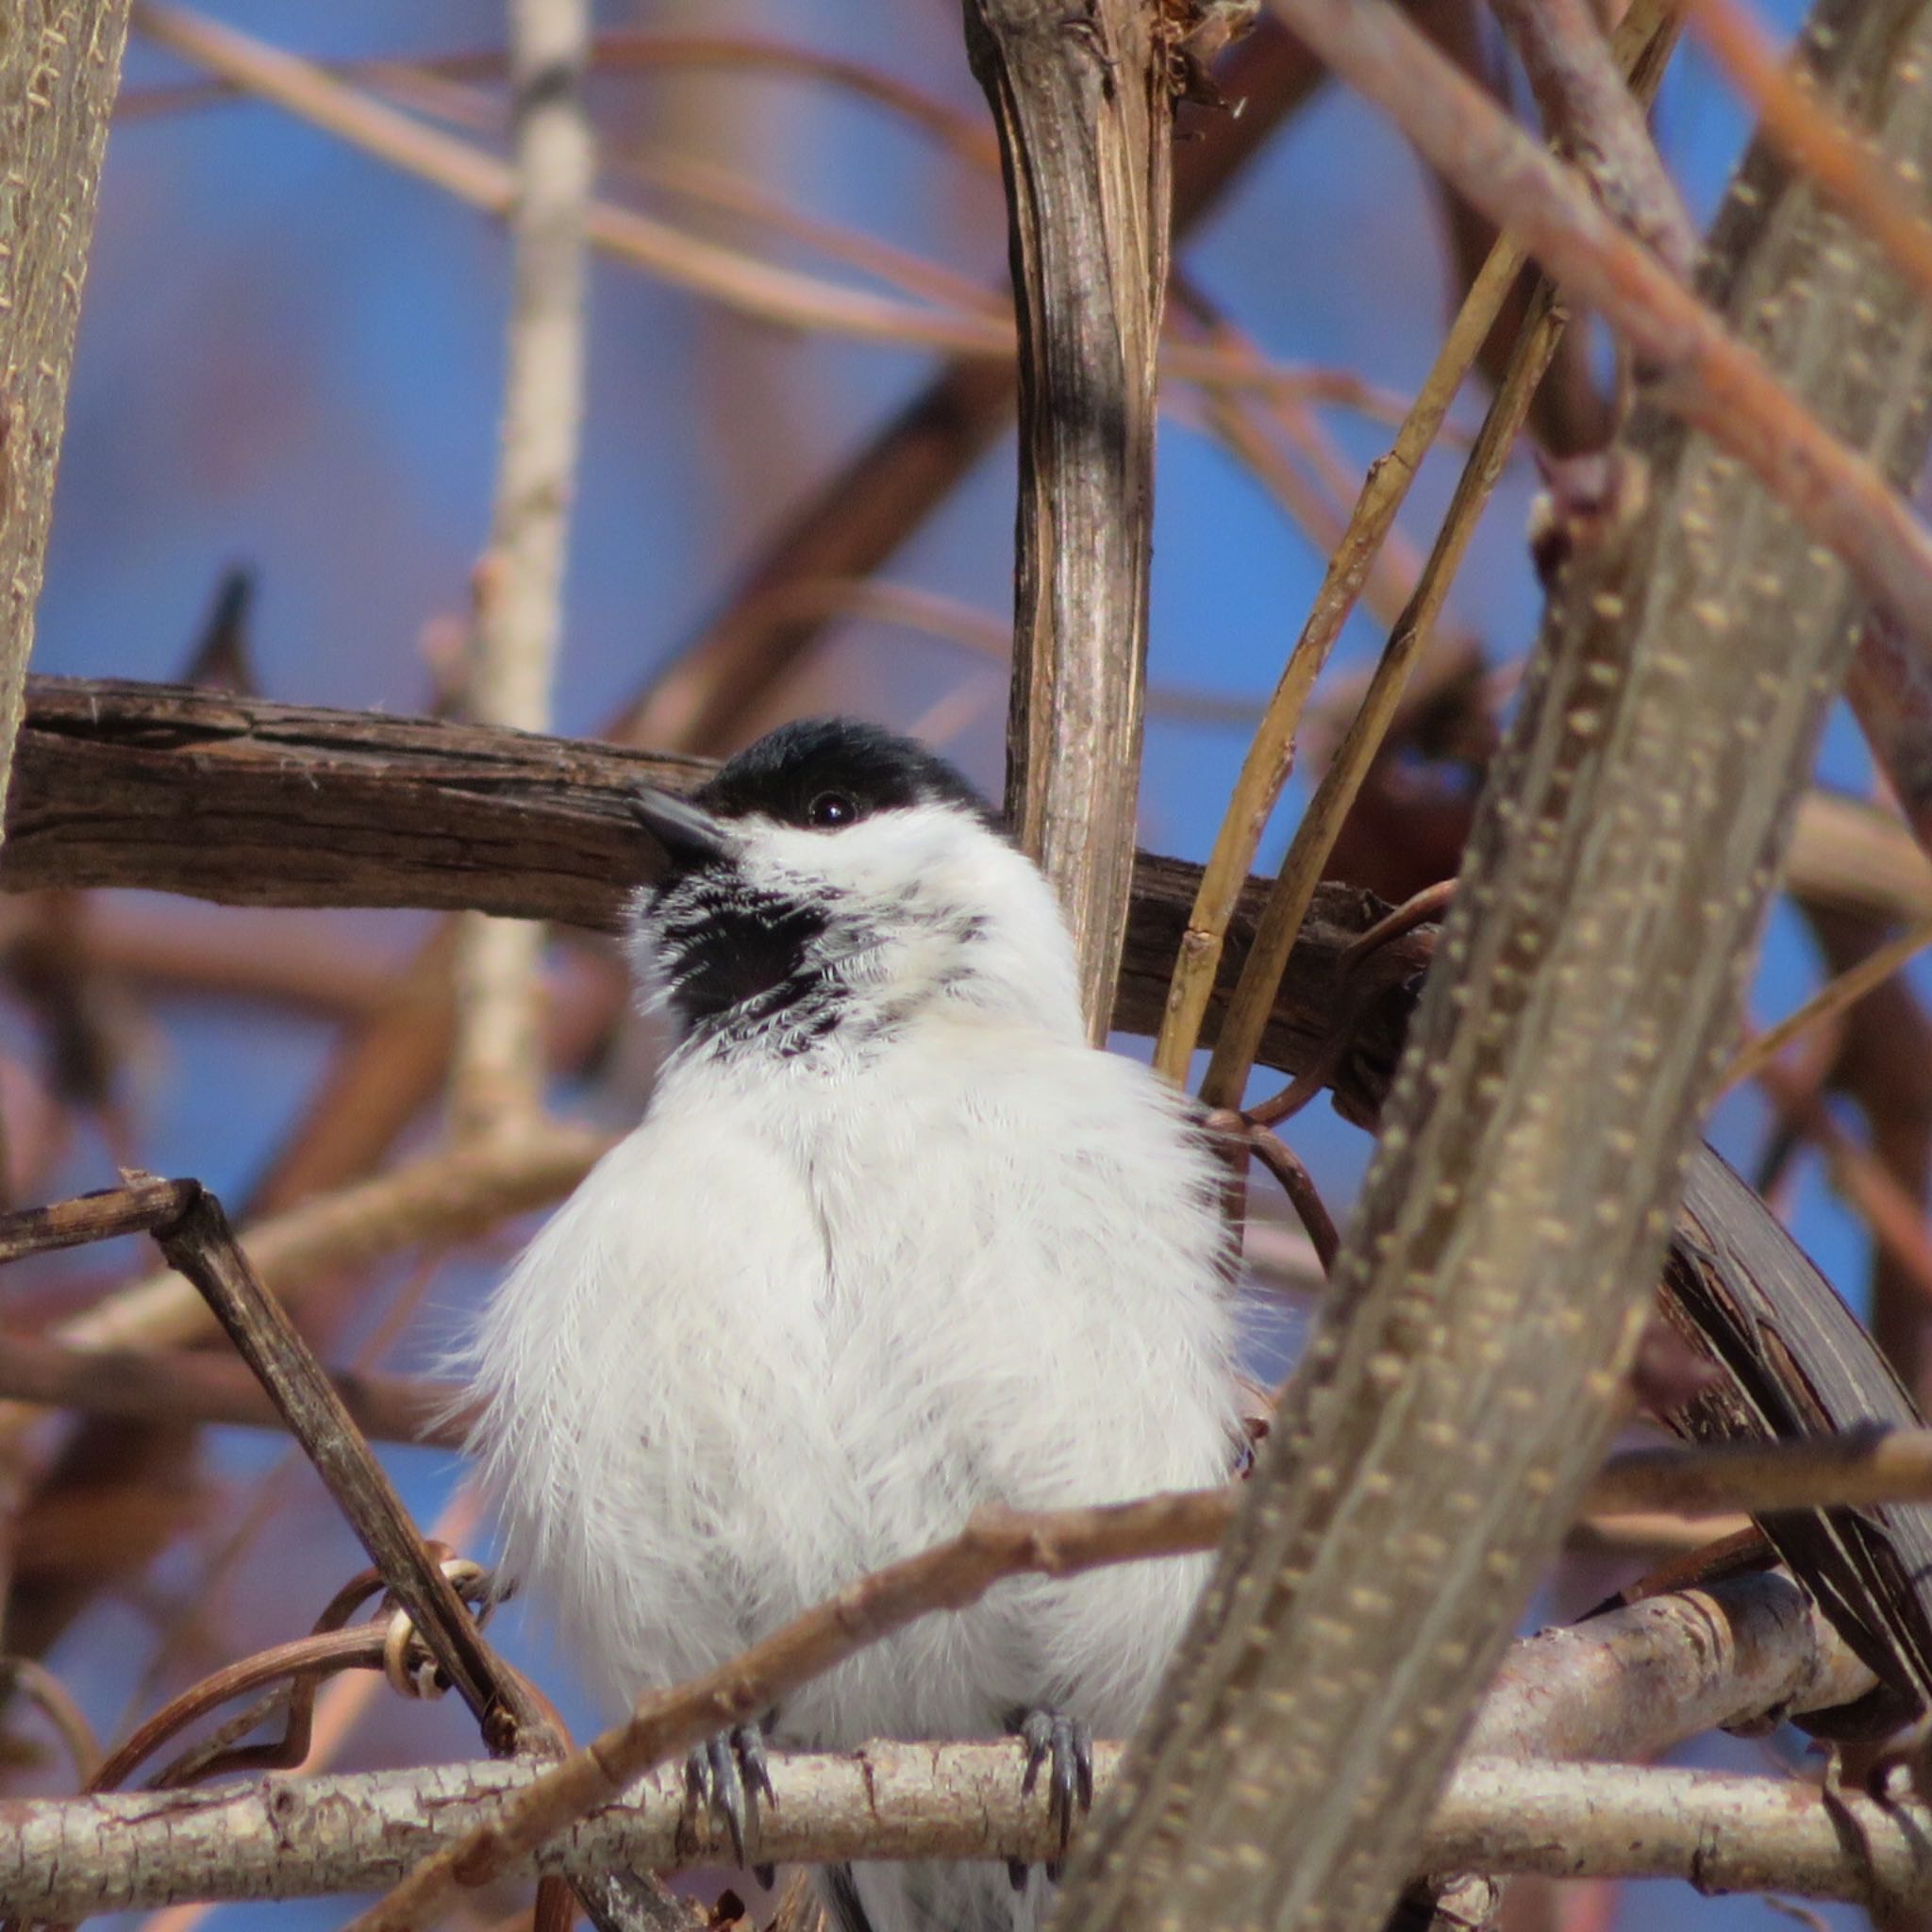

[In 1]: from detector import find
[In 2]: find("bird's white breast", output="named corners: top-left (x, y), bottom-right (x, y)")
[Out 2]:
top-left (466, 1009), bottom-right (1241, 1749)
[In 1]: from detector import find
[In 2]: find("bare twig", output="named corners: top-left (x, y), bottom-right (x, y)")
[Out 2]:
top-left (127, 3), bottom-right (1003, 361)
top-left (1221, 1116), bottom-right (1341, 1275)
top-left (0, 1335), bottom-right (468, 1448)
top-left (0, 1123), bottom-right (611, 1435)
top-left (141, 1183), bottom-right (543, 1754)
top-left (128, 3), bottom-right (1336, 406)
top-left (1199, 268), bottom-right (1568, 1108)
top-left (1153, 0), bottom-right (1677, 1087)
top-left (1265, 0), bottom-right (1932, 658)
top-left (118, 30), bottom-right (1002, 169)
top-left (0, 1657), bottom-right (101, 1785)
top-left (1590, 1428), bottom-right (1932, 1520)
top-left (448, 0), bottom-right (592, 1138)
top-left (1149, 225), bottom-right (1526, 1081)
top-left (1489, 0), bottom-right (1695, 275)
top-left (1724, 914), bottom-right (1932, 1091)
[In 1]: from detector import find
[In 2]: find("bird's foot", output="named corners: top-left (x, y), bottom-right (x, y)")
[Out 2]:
top-left (1006, 1706), bottom-right (1094, 1888)
top-left (685, 1720), bottom-right (777, 1884)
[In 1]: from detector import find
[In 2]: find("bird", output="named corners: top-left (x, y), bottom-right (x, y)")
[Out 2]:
top-left (464, 717), bottom-right (1244, 1932)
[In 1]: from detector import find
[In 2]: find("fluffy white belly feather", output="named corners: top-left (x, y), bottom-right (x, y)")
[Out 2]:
top-left (467, 1012), bottom-right (1241, 1754)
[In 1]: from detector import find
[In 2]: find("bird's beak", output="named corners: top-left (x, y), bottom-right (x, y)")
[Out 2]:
top-left (631, 786), bottom-right (734, 869)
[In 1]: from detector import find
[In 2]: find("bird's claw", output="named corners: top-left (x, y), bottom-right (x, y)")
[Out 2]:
top-left (685, 1721), bottom-right (776, 1881)
top-left (1007, 1707), bottom-right (1094, 1887)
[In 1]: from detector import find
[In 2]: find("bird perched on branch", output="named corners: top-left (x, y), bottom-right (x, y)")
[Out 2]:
top-left (466, 718), bottom-right (1242, 1932)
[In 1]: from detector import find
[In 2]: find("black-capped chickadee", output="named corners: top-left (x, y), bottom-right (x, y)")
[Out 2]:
top-left (466, 719), bottom-right (1243, 1932)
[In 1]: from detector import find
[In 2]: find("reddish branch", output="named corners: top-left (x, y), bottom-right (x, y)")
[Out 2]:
top-left (1268, 0), bottom-right (1932, 654)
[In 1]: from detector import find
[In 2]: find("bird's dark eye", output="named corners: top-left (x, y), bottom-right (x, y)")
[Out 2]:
top-left (806, 791), bottom-right (859, 828)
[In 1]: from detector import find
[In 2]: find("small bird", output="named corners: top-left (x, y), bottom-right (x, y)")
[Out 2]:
top-left (466, 718), bottom-right (1243, 1932)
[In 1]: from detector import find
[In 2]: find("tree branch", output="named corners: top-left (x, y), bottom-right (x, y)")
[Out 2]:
top-left (965, 0), bottom-right (1169, 1036)
top-left (0, 676), bottom-right (1424, 1113)
top-left (11, 1740), bottom-right (1927, 1918)
top-left (1057, 3), bottom-right (1932, 1928)
top-left (0, 1), bottom-right (131, 841)
top-left (448, 0), bottom-right (592, 1136)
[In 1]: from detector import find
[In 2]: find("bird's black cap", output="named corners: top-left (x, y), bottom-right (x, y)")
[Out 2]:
top-left (693, 717), bottom-right (991, 831)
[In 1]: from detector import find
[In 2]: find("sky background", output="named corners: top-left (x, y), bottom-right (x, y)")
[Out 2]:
top-left (15, 3), bottom-right (1890, 1929)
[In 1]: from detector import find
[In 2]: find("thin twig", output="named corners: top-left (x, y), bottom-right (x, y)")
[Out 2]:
top-left (143, 1183), bottom-right (545, 1755)
top-left (1724, 913), bottom-right (1932, 1092)
top-left (1266, 0), bottom-right (1932, 658)
top-left (0, 1125), bottom-right (611, 1469)
top-left (340, 1490), bottom-right (1231, 1932)
top-left (1490, 0), bottom-right (1696, 275)
top-left (128, 3), bottom-right (1007, 361)
top-left (1235, 1119), bottom-right (1341, 1275)
top-left (1199, 272), bottom-right (1569, 1108)
top-left (0, 1657), bottom-right (100, 1785)
top-left (120, 30), bottom-right (1003, 172)
top-left (1147, 225), bottom-right (1525, 1084)
top-left (448, 0), bottom-right (592, 1139)
top-left (1149, 0), bottom-right (1678, 1086)
top-left (127, 3), bottom-right (1341, 405)
top-left (0, 1335), bottom-right (468, 1448)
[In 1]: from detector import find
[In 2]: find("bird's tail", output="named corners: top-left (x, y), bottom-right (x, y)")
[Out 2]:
top-left (816, 1860), bottom-right (1048, 1932)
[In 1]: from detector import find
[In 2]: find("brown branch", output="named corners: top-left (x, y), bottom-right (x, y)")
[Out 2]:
top-left (1489, 0), bottom-right (1695, 275)
top-left (0, 1335), bottom-right (469, 1449)
top-left (0, 1568), bottom-right (1883, 1920)
top-left (4, 1122), bottom-right (612, 1420)
top-left (0, 676), bottom-right (1424, 1111)
top-left (1266, 0), bottom-right (1932, 658)
top-left (121, 31), bottom-right (1003, 173)
top-left (0, 1), bottom-right (131, 837)
top-left (137, 1183), bottom-right (543, 1755)
top-left (965, 0), bottom-right (1169, 1033)
top-left (1058, 2), bottom-right (1932, 1927)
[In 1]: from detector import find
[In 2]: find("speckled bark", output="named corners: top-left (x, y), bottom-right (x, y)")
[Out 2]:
top-left (1054, 4), bottom-right (1932, 1930)
top-left (0, 1574), bottom-right (1873, 1920)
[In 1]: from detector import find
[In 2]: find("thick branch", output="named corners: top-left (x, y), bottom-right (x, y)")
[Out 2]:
top-left (11, 1747), bottom-right (1927, 1919)
top-left (0, 676), bottom-right (1423, 1111)
top-left (0, 1567), bottom-right (1876, 1920)
top-left (966, 0), bottom-right (1168, 1036)
top-left (0, 3), bottom-right (131, 834)
top-left (1057, 6), bottom-right (1932, 1931)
